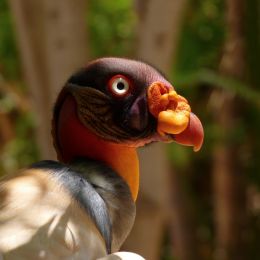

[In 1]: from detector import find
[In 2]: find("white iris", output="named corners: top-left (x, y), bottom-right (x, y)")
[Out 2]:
top-left (111, 77), bottom-right (129, 95)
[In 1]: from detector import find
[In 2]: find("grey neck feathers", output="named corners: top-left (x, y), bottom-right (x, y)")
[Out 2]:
top-left (70, 158), bottom-right (136, 252)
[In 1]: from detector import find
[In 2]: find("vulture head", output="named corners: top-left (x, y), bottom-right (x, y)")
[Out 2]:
top-left (52, 57), bottom-right (204, 200)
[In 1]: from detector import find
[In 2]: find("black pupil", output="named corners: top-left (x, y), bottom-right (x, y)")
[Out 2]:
top-left (117, 82), bottom-right (125, 90)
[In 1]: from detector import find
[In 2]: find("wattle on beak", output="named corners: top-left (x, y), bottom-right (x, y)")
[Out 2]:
top-left (147, 82), bottom-right (204, 151)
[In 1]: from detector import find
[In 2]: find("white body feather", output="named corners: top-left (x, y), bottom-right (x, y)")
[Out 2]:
top-left (0, 169), bottom-right (107, 259)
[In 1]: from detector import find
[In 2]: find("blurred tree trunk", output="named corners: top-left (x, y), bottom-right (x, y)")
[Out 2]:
top-left (212, 0), bottom-right (247, 259)
top-left (8, 0), bottom-right (88, 159)
top-left (0, 112), bottom-right (13, 150)
top-left (123, 1), bottom-right (200, 260)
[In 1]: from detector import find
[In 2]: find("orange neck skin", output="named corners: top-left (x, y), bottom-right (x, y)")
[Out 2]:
top-left (57, 96), bottom-right (139, 201)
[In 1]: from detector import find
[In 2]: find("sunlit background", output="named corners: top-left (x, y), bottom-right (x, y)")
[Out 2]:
top-left (0, 0), bottom-right (259, 259)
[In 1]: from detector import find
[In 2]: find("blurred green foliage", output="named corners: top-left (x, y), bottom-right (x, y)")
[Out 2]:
top-left (88, 0), bottom-right (136, 58)
top-left (169, 0), bottom-right (226, 176)
top-left (0, 0), bottom-right (20, 79)
top-left (175, 0), bottom-right (225, 72)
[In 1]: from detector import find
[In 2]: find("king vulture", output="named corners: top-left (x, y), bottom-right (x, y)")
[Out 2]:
top-left (0, 57), bottom-right (203, 259)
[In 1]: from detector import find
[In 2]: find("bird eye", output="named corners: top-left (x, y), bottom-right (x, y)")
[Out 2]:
top-left (108, 75), bottom-right (131, 97)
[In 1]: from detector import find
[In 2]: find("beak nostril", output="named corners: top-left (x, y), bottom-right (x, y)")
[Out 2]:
top-left (127, 95), bottom-right (148, 132)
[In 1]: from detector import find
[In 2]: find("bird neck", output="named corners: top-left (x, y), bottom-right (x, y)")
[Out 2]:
top-left (56, 95), bottom-right (139, 201)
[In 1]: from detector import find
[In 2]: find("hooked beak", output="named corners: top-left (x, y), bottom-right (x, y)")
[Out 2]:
top-left (147, 82), bottom-right (204, 151)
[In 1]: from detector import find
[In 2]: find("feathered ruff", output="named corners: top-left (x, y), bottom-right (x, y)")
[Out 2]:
top-left (0, 158), bottom-right (135, 259)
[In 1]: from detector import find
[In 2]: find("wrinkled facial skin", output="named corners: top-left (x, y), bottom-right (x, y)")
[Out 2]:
top-left (53, 57), bottom-right (204, 153)
top-left (62, 57), bottom-right (173, 144)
